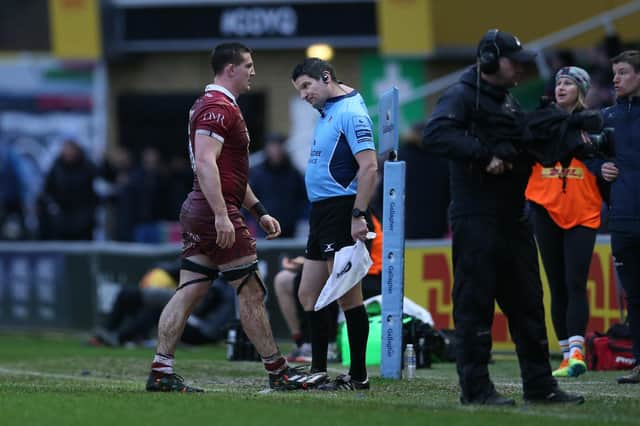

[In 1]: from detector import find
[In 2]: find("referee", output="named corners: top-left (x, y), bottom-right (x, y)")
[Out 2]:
top-left (291, 58), bottom-right (378, 391)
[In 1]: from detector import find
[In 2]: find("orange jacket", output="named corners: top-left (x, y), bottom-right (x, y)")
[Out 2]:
top-left (368, 214), bottom-right (383, 275)
top-left (525, 158), bottom-right (602, 229)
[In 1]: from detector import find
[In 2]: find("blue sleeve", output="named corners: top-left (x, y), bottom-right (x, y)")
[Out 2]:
top-left (341, 110), bottom-right (376, 155)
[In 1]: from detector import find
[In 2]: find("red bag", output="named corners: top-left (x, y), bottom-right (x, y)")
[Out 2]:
top-left (586, 323), bottom-right (634, 371)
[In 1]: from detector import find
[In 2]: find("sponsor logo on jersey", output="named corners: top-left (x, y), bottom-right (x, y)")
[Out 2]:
top-left (203, 111), bottom-right (226, 125)
top-left (353, 116), bottom-right (372, 143)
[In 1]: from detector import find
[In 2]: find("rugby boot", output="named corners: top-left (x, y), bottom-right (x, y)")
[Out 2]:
top-left (146, 372), bottom-right (204, 393)
top-left (317, 374), bottom-right (370, 391)
top-left (552, 358), bottom-right (571, 378)
top-left (269, 365), bottom-right (310, 390)
top-left (567, 352), bottom-right (587, 377)
top-left (460, 390), bottom-right (516, 406)
top-left (524, 388), bottom-right (584, 405)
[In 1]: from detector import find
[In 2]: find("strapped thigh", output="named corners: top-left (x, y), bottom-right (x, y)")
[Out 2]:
top-left (221, 260), bottom-right (267, 296)
top-left (177, 258), bottom-right (219, 291)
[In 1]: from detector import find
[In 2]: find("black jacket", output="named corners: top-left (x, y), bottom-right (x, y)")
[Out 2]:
top-left (523, 102), bottom-right (603, 167)
top-left (422, 66), bottom-right (530, 220)
top-left (602, 96), bottom-right (640, 233)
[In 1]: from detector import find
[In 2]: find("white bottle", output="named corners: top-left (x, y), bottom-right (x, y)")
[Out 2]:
top-left (227, 329), bottom-right (237, 360)
top-left (404, 344), bottom-right (416, 380)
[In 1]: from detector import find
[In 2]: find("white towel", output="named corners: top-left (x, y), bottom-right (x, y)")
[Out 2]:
top-left (314, 239), bottom-right (372, 311)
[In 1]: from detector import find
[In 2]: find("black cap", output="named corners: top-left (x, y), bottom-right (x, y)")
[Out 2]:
top-left (477, 29), bottom-right (536, 63)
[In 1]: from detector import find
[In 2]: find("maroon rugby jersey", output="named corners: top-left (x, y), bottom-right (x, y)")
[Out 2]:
top-left (187, 85), bottom-right (250, 209)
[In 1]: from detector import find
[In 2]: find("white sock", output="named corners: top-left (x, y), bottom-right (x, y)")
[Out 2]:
top-left (568, 335), bottom-right (585, 357)
top-left (151, 353), bottom-right (174, 374)
top-left (559, 339), bottom-right (570, 360)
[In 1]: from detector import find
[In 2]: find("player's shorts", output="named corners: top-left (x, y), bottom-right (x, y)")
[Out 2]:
top-left (306, 195), bottom-right (363, 261)
top-left (180, 192), bottom-right (256, 265)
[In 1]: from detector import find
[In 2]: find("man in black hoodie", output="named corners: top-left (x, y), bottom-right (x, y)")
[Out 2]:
top-left (423, 29), bottom-right (584, 406)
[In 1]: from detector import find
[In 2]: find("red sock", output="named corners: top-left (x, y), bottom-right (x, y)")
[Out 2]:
top-left (262, 352), bottom-right (287, 376)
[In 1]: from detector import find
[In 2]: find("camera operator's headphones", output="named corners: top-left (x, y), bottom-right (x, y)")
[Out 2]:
top-left (478, 29), bottom-right (501, 74)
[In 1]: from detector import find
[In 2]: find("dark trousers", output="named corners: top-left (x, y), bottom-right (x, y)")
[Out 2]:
top-left (611, 231), bottom-right (640, 362)
top-left (451, 216), bottom-right (556, 400)
top-left (530, 203), bottom-right (595, 340)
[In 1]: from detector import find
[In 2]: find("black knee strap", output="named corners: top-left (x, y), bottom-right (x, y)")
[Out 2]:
top-left (220, 260), bottom-right (267, 296)
top-left (177, 258), bottom-right (219, 291)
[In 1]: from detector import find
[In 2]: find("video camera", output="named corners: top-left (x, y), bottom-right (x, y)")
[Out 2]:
top-left (586, 127), bottom-right (615, 157)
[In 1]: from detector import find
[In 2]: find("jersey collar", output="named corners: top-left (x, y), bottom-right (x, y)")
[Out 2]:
top-left (205, 84), bottom-right (237, 105)
top-left (319, 90), bottom-right (358, 116)
top-left (325, 89), bottom-right (358, 106)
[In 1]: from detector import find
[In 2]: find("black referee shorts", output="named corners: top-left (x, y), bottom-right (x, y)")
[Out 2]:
top-left (305, 195), bottom-right (360, 261)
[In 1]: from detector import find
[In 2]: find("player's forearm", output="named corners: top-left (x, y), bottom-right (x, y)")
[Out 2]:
top-left (196, 160), bottom-right (227, 217)
top-left (354, 161), bottom-right (378, 211)
top-left (242, 184), bottom-right (259, 210)
top-left (243, 184), bottom-right (270, 220)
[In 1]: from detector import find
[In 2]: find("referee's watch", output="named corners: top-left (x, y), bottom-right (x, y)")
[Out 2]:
top-left (352, 208), bottom-right (366, 218)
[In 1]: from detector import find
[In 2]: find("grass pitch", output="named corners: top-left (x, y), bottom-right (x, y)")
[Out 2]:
top-left (0, 333), bottom-right (638, 426)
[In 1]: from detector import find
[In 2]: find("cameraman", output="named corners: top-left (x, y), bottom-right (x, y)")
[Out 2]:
top-left (423, 29), bottom-right (583, 406)
top-left (600, 50), bottom-right (640, 384)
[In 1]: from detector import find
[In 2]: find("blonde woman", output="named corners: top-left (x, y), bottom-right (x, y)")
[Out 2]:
top-left (526, 67), bottom-right (604, 378)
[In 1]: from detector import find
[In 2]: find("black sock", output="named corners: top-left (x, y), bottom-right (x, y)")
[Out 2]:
top-left (327, 302), bottom-right (339, 342)
top-left (307, 308), bottom-right (330, 373)
top-left (344, 305), bottom-right (369, 382)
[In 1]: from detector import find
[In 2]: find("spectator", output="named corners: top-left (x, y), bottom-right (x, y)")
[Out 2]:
top-left (249, 133), bottom-right (308, 238)
top-left (99, 146), bottom-right (135, 241)
top-left (165, 155), bottom-right (193, 222)
top-left (38, 139), bottom-right (97, 240)
top-left (0, 141), bottom-right (28, 240)
top-left (126, 147), bottom-right (167, 243)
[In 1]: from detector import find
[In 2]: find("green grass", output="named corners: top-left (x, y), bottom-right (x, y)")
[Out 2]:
top-left (0, 334), bottom-right (638, 426)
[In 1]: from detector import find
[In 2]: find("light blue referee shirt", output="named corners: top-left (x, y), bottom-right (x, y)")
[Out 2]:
top-left (305, 90), bottom-right (376, 202)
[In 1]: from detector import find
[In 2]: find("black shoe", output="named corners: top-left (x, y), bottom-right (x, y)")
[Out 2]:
top-left (617, 365), bottom-right (640, 384)
top-left (524, 389), bottom-right (584, 405)
top-left (301, 371), bottom-right (330, 389)
top-left (269, 365), bottom-right (310, 390)
top-left (146, 372), bottom-right (203, 393)
top-left (460, 391), bottom-right (516, 406)
top-left (317, 374), bottom-right (370, 391)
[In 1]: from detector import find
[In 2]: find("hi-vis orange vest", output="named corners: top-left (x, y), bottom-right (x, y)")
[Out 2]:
top-left (525, 158), bottom-right (602, 229)
top-left (368, 214), bottom-right (383, 275)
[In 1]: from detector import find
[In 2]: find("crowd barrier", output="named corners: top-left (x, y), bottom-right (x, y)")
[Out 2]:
top-left (0, 237), bottom-right (624, 350)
